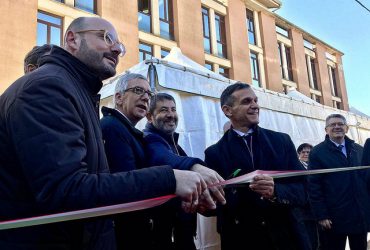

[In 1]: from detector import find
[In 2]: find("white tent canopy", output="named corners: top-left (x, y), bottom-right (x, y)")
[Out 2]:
top-left (100, 47), bottom-right (370, 250)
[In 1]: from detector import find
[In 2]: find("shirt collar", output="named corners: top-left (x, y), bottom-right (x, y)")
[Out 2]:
top-left (233, 128), bottom-right (254, 137)
top-left (115, 108), bottom-right (133, 125)
top-left (330, 138), bottom-right (346, 148)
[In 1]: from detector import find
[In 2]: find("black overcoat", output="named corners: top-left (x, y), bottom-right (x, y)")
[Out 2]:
top-left (205, 126), bottom-right (306, 250)
top-left (0, 47), bottom-right (176, 250)
top-left (308, 135), bottom-right (370, 233)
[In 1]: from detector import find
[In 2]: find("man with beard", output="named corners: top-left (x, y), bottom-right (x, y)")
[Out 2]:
top-left (308, 114), bottom-right (369, 250)
top-left (204, 82), bottom-right (306, 250)
top-left (101, 78), bottom-right (224, 249)
top-left (0, 17), bottom-right (209, 250)
top-left (143, 93), bottom-right (225, 250)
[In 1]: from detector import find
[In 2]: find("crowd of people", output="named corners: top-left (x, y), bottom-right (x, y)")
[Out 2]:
top-left (0, 17), bottom-right (369, 250)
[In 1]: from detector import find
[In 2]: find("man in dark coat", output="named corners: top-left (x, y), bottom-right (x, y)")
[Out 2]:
top-left (362, 138), bottom-right (370, 166)
top-left (204, 82), bottom-right (306, 250)
top-left (308, 114), bottom-right (369, 250)
top-left (101, 75), bottom-right (223, 249)
top-left (0, 17), bottom-right (207, 250)
top-left (143, 93), bottom-right (225, 250)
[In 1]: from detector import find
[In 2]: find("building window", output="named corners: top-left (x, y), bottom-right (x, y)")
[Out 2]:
top-left (278, 43), bottom-right (293, 81)
top-left (246, 9), bottom-right (256, 45)
top-left (303, 39), bottom-right (314, 50)
top-left (138, 0), bottom-right (152, 33)
top-left (75, 0), bottom-right (96, 13)
top-left (205, 62), bottom-right (213, 71)
top-left (311, 93), bottom-right (321, 104)
top-left (159, 0), bottom-right (174, 40)
top-left (285, 47), bottom-right (293, 81)
top-left (328, 66), bottom-right (339, 97)
top-left (161, 48), bottom-right (170, 58)
top-left (306, 56), bottom-right (318, 90)
top-left (219, 66), bottom-right (229, 78)
top-left (250, 52), bottom-right (261, 87)
top-left (215, 13), bottom-right (227, 58)
top-left (202, 7), bottom-right (212, 54)
top-left (37, 11), bottom-right (63, 46)
top-left (333, 100), bottom-right (340, 109)
top-left (139, 42), bottom-right (153, 62)
top-left (276, 25), bottom-right (289, 37)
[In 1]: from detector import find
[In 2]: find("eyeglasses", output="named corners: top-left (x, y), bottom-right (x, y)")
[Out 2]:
top-left (124, 86), bottom-right (155, 98)
top-left (326, 122), bottom-right (346, 128)
top-left (75, 29), bottom-right (126, 57)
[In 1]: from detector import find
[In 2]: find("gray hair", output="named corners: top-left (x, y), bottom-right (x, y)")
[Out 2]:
top-left (325, 113), bottom-right (347, 126)
top-left (113, 73), bottom-right (148, 104)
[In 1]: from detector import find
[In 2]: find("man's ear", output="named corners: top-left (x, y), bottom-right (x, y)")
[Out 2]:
top-left (25, 64), bottom-right (37, 73)
top-left (146, 112), bottom-right (153, 123)
top-left (115, 92), bottom-right (123, 106)
top-left (222, 105), bottom-right (232, 118)
top-left (64, 30), bottom-right (79, 52)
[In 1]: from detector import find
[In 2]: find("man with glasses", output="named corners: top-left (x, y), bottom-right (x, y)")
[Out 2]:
top-left (101, 75), bottom-right (223, 249)
top-left (308, 114), bottom-right (369, 250)
top-left (0, 17), bottom-right (209, 250)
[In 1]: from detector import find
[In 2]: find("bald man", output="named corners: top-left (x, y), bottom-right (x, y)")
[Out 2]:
top-left (0, 17), bottom-right (209, 250)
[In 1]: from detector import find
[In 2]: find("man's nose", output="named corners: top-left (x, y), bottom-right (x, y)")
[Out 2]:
top-left (111, 43), bottom-right (125, 57)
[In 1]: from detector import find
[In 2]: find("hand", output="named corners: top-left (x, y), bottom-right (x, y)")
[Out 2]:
top-left (191, 164), bottom-right (226, 205)
top-left (318, 219), bottom-right (332, 229)
top-left (249, 174), bottom-right (274, 199)
top-left (174, 169), bottom-right (207, 212)
top-left (181, 189), bottom-right (216, 214)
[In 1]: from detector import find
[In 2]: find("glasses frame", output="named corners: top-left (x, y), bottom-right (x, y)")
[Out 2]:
top-left (124, 86), bottom-right (155, 98)
top-left (75, 29), bottom-right (126, 57)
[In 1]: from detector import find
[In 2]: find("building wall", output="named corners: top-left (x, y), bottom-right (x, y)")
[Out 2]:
top-left (290, 28), bottom-right (310, 96)
top-left (0, 0), bottom-right (349, 111)
top-left (173, 0), bottom-right (204, 65)
top-left (259, 11), bottom-right (281, 92)
top-left (101, 0), bottom-right (139, 72)
top-left (226, 0), bottom-right (250, 82)
top-left (0, 0), bottom-right (38, 93)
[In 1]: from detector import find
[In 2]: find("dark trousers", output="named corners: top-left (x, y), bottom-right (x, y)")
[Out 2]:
top-left (319, 230), bottom-right (367, 250)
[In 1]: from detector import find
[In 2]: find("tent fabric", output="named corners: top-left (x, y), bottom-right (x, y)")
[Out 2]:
top-left (99, 47), bottom-right (370, 250)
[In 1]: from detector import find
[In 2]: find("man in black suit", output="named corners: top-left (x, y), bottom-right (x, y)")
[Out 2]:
top-left (205, 82), bottom-right (306, 250)
top-left (309, 114), bottom-right (369, 250)
top-left (362, 138), bottom-right (370, 166)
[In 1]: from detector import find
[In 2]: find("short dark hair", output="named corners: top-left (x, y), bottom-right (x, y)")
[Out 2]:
top-left (220, 82), bottom-right (251, 107)
top-left (297, 143), bottom-right (313, 154)
top-left (24, 44), bottom-right (52, 72)
top-left (149, 93), bottom-right (176, 114)
top-left (325, 114), bottom-right (347, 127)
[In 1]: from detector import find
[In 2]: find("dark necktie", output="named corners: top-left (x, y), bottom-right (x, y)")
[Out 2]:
top-left (337, 145), bottom-right (346, 157)
top-left (240, 134), bottom-right (254, 169)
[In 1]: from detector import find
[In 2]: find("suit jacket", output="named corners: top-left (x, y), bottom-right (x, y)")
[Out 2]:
top-left (101, 107), bottom-right (158, 250)
top-left (308, 135), bottom-right (370, 233)
top-left (205, 126), bottom-right (305, 250)
top-left (143, 123), bottom-right (200, 250)
top-left (362, 138), bottom-right (370, 166)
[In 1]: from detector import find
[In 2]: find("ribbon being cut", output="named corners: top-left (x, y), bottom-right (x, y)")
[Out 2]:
top-left (0, 165), bottom-right (369, 230)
